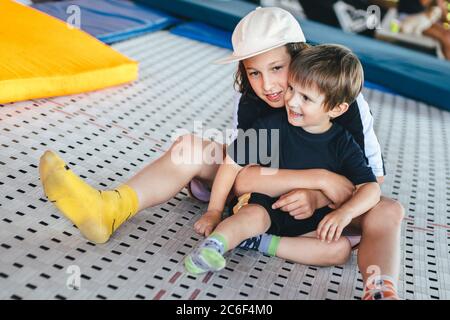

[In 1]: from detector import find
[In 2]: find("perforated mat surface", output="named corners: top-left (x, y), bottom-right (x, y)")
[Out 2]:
top-left (0, 31), bottom-right (449, 300)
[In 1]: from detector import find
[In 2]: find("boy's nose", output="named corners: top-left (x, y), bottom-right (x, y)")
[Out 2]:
top-left (262, 76), bottom-right (274, 92)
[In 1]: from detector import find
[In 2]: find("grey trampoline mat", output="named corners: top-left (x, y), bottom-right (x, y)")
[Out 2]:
top-left (0, 31), bottom-right (449, 300)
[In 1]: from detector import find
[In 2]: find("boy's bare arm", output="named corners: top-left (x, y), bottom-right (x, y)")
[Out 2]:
top-left (272, 188), bottom-right (332, 219)
top-left (194, 155), bottom-right (242, 237)
top-left (208, 155), bottom-right (242, 213)
top-left (335, 182), bottom-right (381, 219)
top-left (235, 167), bottom-right (354, 207)
top-left (317, 182), bottom-right (381, 242)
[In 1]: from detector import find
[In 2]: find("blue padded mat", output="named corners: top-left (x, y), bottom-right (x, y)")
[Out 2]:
top-left (137, 0), bottom-right (254, 31)
top-left (171, 22), bottom-right (232, 50)
top-left (32, 0), bottom-right (178, 44)
top-left (364, 81), bottom-right (397, 95)
top-left (137, 0), bottom-right (450, 111)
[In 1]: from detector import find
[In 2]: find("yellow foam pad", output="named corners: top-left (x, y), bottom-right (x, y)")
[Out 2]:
top-left (0, 0), bottom-right (138, 104)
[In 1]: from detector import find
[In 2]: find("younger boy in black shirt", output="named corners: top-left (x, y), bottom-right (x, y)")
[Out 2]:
top-left (185, 44), bottom-right (381, 275)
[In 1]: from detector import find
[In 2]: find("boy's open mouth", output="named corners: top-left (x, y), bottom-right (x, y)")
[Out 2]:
top-left (266, 92), bottom-right (282, 102)
top-left (288, 110), bottom-right (303, 119)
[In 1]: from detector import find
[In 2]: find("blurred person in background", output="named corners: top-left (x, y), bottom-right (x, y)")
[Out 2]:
top-left (398, 0), bottom-right (450, 59)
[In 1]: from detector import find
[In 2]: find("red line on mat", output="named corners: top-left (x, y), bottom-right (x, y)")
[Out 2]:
top-left (169, 272), bottom-right (182, 284)
top-left (202, 272), bottom-right (213, 284)
top-left (78, 110), bottom-right (97, 119)
top-left (189, 289), bottom-right (201, 300)
top-left (112, 123), bottom-right (129, 132)
top-left (143, 137), bottom-right (166, 152)
top-left (87, 120), bottom-right (107, 130)
top-left (152, 146), bottom-right (166, 153)
top-left (403, 217), bottom-right (450, 232)
top-left (153, 290), bottom-right (166, 300)
top-left (429, 222), bottom-right (450, 230)
top-left (144, 135), bottom-right (163, 144)
top-left (123, 134), bottom-right (140, 143)
top-left (406, 226), bottom-right (434, 233)
top-left (54, 109), bottom-right (74, 117)
top-left (48, 100), bottom-right (64, 107)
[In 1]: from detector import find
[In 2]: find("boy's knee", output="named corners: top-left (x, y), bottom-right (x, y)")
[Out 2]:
top-left (379, 198), bottom-right (404, 226)
top-left (233, 170), bottom-right (248, 196)
top-left (173, 133), bottom-right (200, 149)
top-left (390, 199), bottom-right (405, 224)
top-left (326, 238), bottom-right (352, 266)
top-left (363, 197), bottom-right (405, 230)
top-left (238, 204), bottom-right (270, 227)
top-left (172, 133), bottom-right (192, 152)
top-left (170, 134), bottom-right (209, 166)
top-left (233, 166), bottom-right (258, 196)
top-left (239, 204), bottom-right (267, 217)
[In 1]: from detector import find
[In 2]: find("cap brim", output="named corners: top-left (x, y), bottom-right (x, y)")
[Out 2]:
top-left (213, 41), bottom-right (302, 65)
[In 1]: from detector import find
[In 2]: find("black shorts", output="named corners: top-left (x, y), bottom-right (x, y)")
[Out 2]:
top-left (229, 192), bottom-right (332, 237)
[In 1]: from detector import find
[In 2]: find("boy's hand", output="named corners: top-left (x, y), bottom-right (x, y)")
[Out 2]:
top-left (317, 210), bottom-right (352, 243)
top-left (319, 171), bottom-right (354, 209)
top-left (194, 210), bottom-right (222, 237)
top-left (272, 189), bottom-right (319, 220)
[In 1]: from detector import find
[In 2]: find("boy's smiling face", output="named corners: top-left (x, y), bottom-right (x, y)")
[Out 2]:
top-left (243, 46), bottom-right (291, 108)
top-left (284, 80), bottom-right (333, 134)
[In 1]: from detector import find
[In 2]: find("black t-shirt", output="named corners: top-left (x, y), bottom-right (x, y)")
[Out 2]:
top-left (228, 111), bottom-right (376, 186)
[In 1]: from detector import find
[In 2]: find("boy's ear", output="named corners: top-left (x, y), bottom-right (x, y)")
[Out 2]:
top-left (329, 102), bottom-right (349, 119)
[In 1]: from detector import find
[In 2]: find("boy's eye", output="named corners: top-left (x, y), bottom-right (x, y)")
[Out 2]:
top-left (287, 85), bottom-right (293, 91)
top-left (272, 66), bottom-right (283, 71)
top-left (302, 95), bottom-right (310, 101)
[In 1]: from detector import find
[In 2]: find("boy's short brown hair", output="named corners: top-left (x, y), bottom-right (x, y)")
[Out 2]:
top-left (289, 44), bottom-right (364, 111)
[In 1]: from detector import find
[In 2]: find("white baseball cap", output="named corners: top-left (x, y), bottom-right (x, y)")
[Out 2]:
top-left (215, 7), bottom-right (306, 64)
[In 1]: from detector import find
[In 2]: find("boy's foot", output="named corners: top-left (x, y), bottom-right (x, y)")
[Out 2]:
top-left (184, 247), bottom-right (226, 275)
top-left (184, 234), bottom-right (227, 275)
top-left (39, 150), bottom-right (138, 243)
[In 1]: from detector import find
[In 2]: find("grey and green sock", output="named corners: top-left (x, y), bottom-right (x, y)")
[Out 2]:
top-left (184, 233), bottom-right (228, 275)
top-left (237, 233), bottom-right (280, 256)
top-left (258, 234), bottom-right (280, 256)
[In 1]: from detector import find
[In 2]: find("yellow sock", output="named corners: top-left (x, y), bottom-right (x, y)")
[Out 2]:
top-left (39, 150), bottom-right (139, 244)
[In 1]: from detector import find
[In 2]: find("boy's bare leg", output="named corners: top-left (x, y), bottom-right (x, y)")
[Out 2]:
top-left (39, 134), bottom-right (222, 243)
top-left (341, 196), bottom-right (404, 299)
top-left (213, 204), bottom-right (271, 249)
top-left (276, 232), bottom-right (351, 267)
top-left (126, 134), bottom-right (223, 211)
top-left (350, 197), bottom-right (404, 284)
